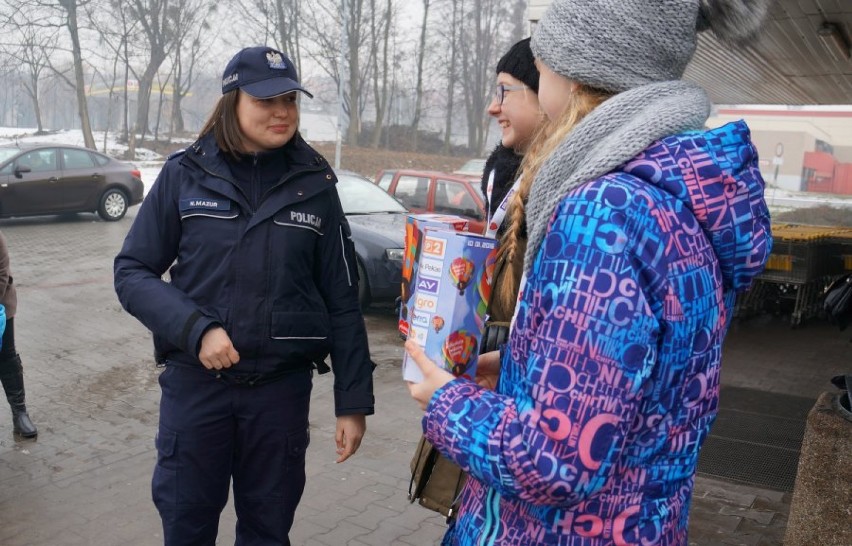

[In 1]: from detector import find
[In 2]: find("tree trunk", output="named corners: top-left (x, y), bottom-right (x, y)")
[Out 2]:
top-left (154, 72), bottom-right (169, 141)
top-left (135, 61), bottom-right (160, 142)
top-left (170, 54), bottom-right (185, 137)
top-left (122, 38), bottom-right (130, 142)
top-left (345, 0), bottom-right (362, 145)
top-left (24, 75), bottom-right (44, 134)
top-left (443, 0), bottom-right (459, 154)
top-left (369, 0), bottom-right (391, 149)
top-left (60, 0), bottom-right (96, 149)
top-left (409, 0), bottom-right (430, 152)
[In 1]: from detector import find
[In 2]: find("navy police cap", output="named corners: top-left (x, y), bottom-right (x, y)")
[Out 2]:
top-left (221, 46), bottom-right (313, 99)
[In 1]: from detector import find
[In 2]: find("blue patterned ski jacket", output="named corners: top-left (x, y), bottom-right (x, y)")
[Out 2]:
top-left (424, 121), bottom-right (772, 545)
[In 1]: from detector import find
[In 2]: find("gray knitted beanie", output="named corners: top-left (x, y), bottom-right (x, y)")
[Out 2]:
top-left (531, 0), bottom-right (770, 93)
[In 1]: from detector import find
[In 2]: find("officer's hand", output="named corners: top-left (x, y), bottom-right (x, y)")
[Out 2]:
top-left (198, 327), bottom-right (240, 370)
top-left (335, 414), bottom-right (366, 463)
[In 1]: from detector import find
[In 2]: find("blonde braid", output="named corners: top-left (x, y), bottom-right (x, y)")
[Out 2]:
top-left (494, 84), bottom-right (613, 313)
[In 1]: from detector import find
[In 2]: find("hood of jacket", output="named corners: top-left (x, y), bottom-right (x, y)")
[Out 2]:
top-left (622, 120), bottom-right (772, 292)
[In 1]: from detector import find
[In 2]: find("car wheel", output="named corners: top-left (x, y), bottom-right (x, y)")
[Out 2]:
top-left (98, 188), bottom-right (128, 221)
top-left (356, 260), bottom-right (370, 310)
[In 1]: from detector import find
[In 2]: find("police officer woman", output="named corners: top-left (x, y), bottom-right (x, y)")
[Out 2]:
top-left (114, 46), bottom-right (374, 545)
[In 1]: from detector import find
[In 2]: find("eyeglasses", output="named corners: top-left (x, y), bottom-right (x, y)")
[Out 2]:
top-left (493, 83), bottom-right (528, 105)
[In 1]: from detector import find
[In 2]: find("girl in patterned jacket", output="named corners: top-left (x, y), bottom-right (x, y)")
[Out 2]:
top-left (406, 1), bottom-right (773, 544)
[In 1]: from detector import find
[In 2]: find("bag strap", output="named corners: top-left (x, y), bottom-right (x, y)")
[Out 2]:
top-left (445, 470), bottom-right (467, 523)
top-left (408, 440), bottom-right (439, 502)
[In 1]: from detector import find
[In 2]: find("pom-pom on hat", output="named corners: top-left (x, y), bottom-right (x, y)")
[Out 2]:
top-left (531, 0), bottom-right (769, 94)
top-left (495, 38), bottom-right (539, 93)
top-left (222, 46), bottom-right (313, 99)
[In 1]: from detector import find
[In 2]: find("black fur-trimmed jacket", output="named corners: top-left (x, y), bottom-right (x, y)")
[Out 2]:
top-left (480, 144), bottom-right (524, 237)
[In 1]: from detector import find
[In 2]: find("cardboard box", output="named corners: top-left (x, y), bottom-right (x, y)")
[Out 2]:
top-left (399, 214), bottom-right (471, 338)
top-left (402, 229), bottom-right (498, 383)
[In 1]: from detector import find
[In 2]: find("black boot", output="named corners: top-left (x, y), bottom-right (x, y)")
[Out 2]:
top-left (0, 354), bottom-right (38, 438)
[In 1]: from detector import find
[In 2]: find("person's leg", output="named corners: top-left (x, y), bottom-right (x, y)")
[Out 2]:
top-left (232, 371), bottom-right (312, 546)
top-left (154, 365), bottom-right (235, 546)
top-left (0, 319), bottom-right (37, 438)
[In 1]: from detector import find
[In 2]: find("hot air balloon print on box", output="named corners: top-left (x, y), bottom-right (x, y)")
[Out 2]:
top-left (402, 227), bottom-right (498, 383)
top-left (398, 214), bottom-right (471, 338)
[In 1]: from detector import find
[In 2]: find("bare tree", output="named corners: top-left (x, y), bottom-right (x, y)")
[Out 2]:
top-left (343, 0), bottom-right (365, 144)
top-left (440, 0), bottom-right (461, 154)
top-left (100, 53), bottom-right (122, 151)
top-left (54, 0), bottom-right (97, 148)
top-left (1, 0), bottom-right (96, 146)
top-left (86, 0), bottom-right (140, 142)
top-left (409, 0), bottom-right (430, 152)
top-left (509, 0), bottom-right (526, 43)
top-left (150, 72), bottom-right (168, 139)
top-left (458, 0), bottom-right (511, 153)
top-left (126, 0), bottom-right (178, 142)
top-left (228, 0), bottom-right (304, 76)
top-left (303, 0), bottom-right (374, 145)
top-left (168, 0), bottom-right (214, 137)
top-left (0, 24), bottom-right (59, 134)
top-left (368, 0), bottom-right (393, 148)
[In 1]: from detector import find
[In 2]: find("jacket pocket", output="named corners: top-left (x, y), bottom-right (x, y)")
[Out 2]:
top-left (270, 213), bottom-right (322, 266)
top-left (270, 310), bottom-right (329, 340)
top-left (152, 427), bottom-right (178, 508)
top-left (270, 310), bottom-right (331, 361)
top-left (179, 208), bottom-right (240, 255)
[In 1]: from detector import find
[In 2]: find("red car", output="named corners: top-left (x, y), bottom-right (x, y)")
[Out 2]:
top-left (374, 169), bottom-right (486, 233)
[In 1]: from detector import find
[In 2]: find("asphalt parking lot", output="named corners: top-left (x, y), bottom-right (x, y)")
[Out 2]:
top-left (0, 206), bottom-right (848, 545)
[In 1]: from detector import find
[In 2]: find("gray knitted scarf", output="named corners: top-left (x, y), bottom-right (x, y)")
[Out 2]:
top-left (523, 80), bottom-right (711, 273)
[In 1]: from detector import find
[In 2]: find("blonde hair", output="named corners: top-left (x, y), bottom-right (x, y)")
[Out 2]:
top-left (493, 83), bottom-right (613, 312)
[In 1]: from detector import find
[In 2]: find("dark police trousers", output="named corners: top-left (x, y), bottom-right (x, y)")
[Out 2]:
top-left (153, 365), bottom-right (312, 546)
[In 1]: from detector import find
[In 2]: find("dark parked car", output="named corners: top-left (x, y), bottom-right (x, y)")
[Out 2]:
top-left (0, 143), bottom-right (144, 221)
top-left (336, 170), bottom-right (407, 308)
top-left (374, 169), bottom-right (486, 233)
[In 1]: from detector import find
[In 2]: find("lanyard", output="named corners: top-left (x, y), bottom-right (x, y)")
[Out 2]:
top-left (485, 173), bottom-right (522, 239)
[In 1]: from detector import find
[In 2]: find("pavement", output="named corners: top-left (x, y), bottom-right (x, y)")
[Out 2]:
top-left (0, 208), bottom-right (849, 546)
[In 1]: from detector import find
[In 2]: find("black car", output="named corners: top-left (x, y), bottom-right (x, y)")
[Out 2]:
top-left (0, 143), bottom-right (144, 221)
top-left (336, 170), bottom-right (407, 308)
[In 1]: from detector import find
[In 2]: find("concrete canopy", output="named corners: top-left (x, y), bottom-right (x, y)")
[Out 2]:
top-left (527, 0), bottom-right (852, 105)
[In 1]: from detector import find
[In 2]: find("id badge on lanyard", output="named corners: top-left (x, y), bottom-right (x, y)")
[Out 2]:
top-left (486, 171), bottom-right (524, 333)
top-left (485, 173), bottom-right (522, 239)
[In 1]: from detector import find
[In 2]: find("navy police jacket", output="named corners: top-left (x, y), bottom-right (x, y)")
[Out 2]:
top-left (114, 132), bottom-right (374, 416)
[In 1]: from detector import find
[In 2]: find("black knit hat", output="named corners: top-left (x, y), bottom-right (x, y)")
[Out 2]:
top-left (495, 38), bottom-right (539, 93)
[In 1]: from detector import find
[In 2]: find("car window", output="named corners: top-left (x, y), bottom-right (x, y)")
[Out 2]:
top-left (394, 175), bottom-right (429, 209)
top-left (17, 149), bottom-right (57, 173)
top-left (0, 148), bottom-right (19, 164)
top-left (434, 179), bottom-right (481, 219)
top-left (61, 148), bottom-right (97, 170)
top-left (377, 172), bottom-right (394, 191)
top-left (336, 173), bottom-right (407, 214)
top-left (92, 153), bottom-right (110, 167)
top-left (0, 163), bottom-right (12, 175)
